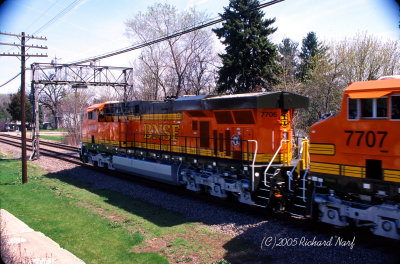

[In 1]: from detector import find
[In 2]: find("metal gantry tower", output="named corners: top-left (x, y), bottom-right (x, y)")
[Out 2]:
top-left (30, 63), bottom-right (133, 159)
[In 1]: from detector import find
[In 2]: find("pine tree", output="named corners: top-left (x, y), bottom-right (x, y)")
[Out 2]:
top-left (213, 0), bottom-right (280, 94)
top-left (298, 32), bottom-right (327, 82)
top-left (277, 38), bottom-right (299, 91)
top-left (7, 89), bottom-right (32, 123)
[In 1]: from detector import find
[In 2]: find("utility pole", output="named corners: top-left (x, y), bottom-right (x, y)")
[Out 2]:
top-left (0, 32), bottom-right (47, 184)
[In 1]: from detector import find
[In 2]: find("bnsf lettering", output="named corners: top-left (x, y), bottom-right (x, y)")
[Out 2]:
top-left (344, 130), bottom-right (388, 148)
top-left (144, 123), bottom-right (180, 141)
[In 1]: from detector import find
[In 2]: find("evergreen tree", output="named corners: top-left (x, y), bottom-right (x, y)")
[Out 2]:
top-left (213, 0), bottom-right (280, 94)
top-left (298, 32), bottom-right (327, 82)
top-left (277, 38), bottom-right (299, 91)
top-left (7, 90), bottom-right (33, 123)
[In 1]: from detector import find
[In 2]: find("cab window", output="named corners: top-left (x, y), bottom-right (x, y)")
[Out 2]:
top-left (88, 110), bottom-right (97, 120)
top-left (361, 97), bottom-right (387, 119)
top-left (348, 98), bottom-right (359, 120)
top-left (391, 95), bottom-right (400, 120)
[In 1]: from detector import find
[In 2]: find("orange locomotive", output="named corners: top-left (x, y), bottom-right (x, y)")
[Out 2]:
top-left (309, 77), bottom-right (400, 239)
top-left (81, 92), bottom-right (308, 207)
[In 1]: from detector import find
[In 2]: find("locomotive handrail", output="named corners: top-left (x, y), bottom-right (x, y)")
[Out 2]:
top-left (247, 140), bottom-right (258, 192)
top-left (287, 139), bottom-right (308, 192)
top-left (263, 139), bottom-right (288, 187)
top-left (301, 168), bottom-right (309, 203)
top-left (119, 131), bottom-right (255, 162)
top-left (287, 144), bottom-right (303, 192)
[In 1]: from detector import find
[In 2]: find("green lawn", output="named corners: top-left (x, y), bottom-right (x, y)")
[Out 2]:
top-left (0, 154), bottom-right (253, 263)
top-left (41, 128), bottom-right (68, 132)
top-left (39, 134), bottom-right (64, 142)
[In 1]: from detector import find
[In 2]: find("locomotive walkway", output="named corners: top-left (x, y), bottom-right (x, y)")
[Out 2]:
top-left (0, 209), bottom-right (85, 264)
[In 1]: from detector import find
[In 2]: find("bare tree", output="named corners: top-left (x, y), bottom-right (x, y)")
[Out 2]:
top-left (337, 33), bottom-right (400, 83)
top-left (62, 87), bottom-right (92, 144)
top-left (125, 3), bottom-right (218, 99)
top-left (38, 84), bottom-right (66, 129)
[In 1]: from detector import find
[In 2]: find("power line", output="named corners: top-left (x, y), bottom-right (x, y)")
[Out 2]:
top-left (67, 0), bottom-right (284, 65)
top-left (33, 0), bottom-right (83, 36)
top-left (25, 0), bottom-right (61, 33)
top-left (1, 0), bottom-right (284, 88)
top-left (0, 72), bottom-right (22, 87)
top-left (0, 0), bottom-right (83, 88)
top-left (1, 0), bottom-right (81, 55)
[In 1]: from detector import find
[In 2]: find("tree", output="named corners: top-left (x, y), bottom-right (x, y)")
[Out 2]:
top-left (6, 90), bottom-right (32, 123)
top-left (38, 84), bottom-right (66, 129)
top-left (0, 94), bottom-right (11, 121)
top-left (276, 38), bottom-right (299, 92)
top-left (298, 32), bottom-right (327, 82)
top-left (297, 46), bottom-right (344, 131)
top-left (213, 0), bottom-right (280, 94)
top-left (125, 3), bottom-right (218, 99)
top-left (62, 87), bottom-right (92, 144)
top-left (335, 33), bottom-right (400, 83)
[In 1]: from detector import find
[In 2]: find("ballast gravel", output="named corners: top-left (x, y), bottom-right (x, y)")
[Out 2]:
top-left (0, 139), bottom-right (398, 264)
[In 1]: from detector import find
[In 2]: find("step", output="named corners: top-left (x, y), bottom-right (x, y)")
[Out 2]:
top-left (256, 196), bottom-right (270, 200)
top-left (289, 212), bottom-right (305, 218)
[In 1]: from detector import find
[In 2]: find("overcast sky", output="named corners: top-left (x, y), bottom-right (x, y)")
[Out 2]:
top-left (0, 0), bottom-right (399, 94)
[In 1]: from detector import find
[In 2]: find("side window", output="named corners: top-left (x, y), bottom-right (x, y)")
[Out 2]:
top-left (361, 99), bottom-right (373, 118)
top-left (391, 95), bottom-right (400, 120)
top-left (87, 110), bottom-right (97, 120)
top-left (98, 110), bottom-right (105, 122)
top-left (348, 98), bottom-right (359, 120)
top-left (376, 97), bottom-right (388, 118)
top-left (360, 98), bottom-right (387, 119)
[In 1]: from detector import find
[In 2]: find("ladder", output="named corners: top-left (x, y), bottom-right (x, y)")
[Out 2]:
top-left (253, 168), bottom-right (282, 208)
top-left (288, 168), bottom-right (309, 217)
top-left (287, 139), bottom-right (310, 217)
top-left (252, 140), bottom-right (287, 208)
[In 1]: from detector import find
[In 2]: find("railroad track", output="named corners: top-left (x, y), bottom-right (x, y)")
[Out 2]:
top-left (0, 133), bottom-right (79, 152)
top-left (0, 135), bottom-right (81, 165)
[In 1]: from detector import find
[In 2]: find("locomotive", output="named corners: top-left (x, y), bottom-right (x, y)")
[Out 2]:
top-left (80, 78), bottom-right (400, 240)
top-left (310, 77), bottom-right (400, 240)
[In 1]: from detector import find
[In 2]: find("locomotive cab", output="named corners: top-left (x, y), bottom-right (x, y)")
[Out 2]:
top-left (310, 78), bottom-right (400, 239)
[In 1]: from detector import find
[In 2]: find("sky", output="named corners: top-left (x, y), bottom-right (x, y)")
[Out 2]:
top-left (0, 0), bottom-right (399, 94)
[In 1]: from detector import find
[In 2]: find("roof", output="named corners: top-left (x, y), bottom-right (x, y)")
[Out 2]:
top-left (86, 92), bottom-right (309, 112)
top-left (345, 79), bottom-right (400, 98)
top-left (202, 91), bottom-right (309, 111)
top-left (87, 101), bottom-right (119, 111)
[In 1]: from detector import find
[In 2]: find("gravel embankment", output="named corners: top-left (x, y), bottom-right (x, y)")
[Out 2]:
top-left (0, 139), bottom-right (398, 264)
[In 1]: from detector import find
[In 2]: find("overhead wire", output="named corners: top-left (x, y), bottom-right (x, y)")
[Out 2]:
top-left (67, 0), bottom-right (284, 65)
top-left (1, 0), bottom-right (284, 88)
top-left (0, 0), bottom-right (84, 88)
top-left (33, 0), bottom-right (83, 36)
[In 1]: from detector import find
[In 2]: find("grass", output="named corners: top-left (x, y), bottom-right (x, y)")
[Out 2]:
top-left (0, 153), bottom-right (258, 263)
top-left (39, 135), bottom-right (64, 142)
top-left (41, 128), bottom-right (67, 132)
top-left (0, 154), bottom-right (166, 263)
